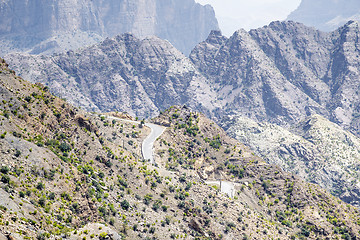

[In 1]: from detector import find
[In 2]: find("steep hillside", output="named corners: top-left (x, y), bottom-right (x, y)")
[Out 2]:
top-left (190, 21), bottom-right (360, 136)
top-left (1, 60), bottom-right (360, 239)
top-left (0, 0), bottom-right (218, 56)
top-left (249, 21), bottom-right (360, 136)
top-left (223, 114), bottom-right (360, 207)
top-left (152, 106), bottom-right (360, 239)
top-left (287, 0), bottom-right (360, 31)
top-left (5, 34), bottom-right (215, 118)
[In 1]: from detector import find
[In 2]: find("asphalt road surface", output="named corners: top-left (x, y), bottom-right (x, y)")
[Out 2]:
top-left (205, 180), bottom-right (235, 198)
top-left (141, 123), bottom-right (166, 164)
top-left (104, 116), bottom-right (165, 164)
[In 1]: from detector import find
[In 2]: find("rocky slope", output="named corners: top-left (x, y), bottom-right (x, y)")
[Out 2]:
top-left (6, 20), bottom-right (360, 134)
top-left (287, 0), bottom-right (360, 31)
top-left (190, 20), bottom-right (360, 136)
top-left (0, 0), bottom-right (218, 56)
top-left (5, 34), bottom-right (216, 118)
top-left (151, 106), bottom-right (360, 239)
top-left (1, 60), bottom-right (360, 239)
top-left (223, 114), bottom-right (360, 207)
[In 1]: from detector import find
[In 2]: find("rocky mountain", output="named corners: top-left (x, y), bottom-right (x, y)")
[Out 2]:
top-left (1, 62), bottom-right (360, 239)
top-left (0, 0), bottom-right (218, 56)
top-left (287, 0), bottom-right (360, 32)
top-left (6, 20), bottom-right (360, 133)
top-left (190, 20), bottom-right (360, 136)
top-left (223, 114), bottom-right (360, 207)
top-left (5, 34), bottom-right (216, 118)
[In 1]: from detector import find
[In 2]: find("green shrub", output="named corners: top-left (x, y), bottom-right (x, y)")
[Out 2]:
top-left (144, 194), bottom-right (153, 205)
top-left (0, 166), bottom-right (9, 174)
top-left (121, 200), bottom-right (130, 210)
top-left (1, 175), bottom-right (10, 184)
top-left (14, 150), bottom-right (21, 157)
top-left (209, 135), bottom-right (221, 149)
top-left (36, 182), bottom-right (45, 190)
top-left (38, 198), bottom-right (46, 207)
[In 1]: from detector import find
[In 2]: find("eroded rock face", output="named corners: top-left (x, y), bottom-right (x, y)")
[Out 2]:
top-left (190, 21), bottom-right (360, 136)
top-left (0, 0), bottom-right (219, 55)
top-left (287, 0), bottom-right (360, 32)
top-left (5, 33), bottom-right (214, 118)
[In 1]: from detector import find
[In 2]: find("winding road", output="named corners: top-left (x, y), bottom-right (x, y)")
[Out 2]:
top-left (105, 115), bottom-right (234, 197)
top-left (205, 180), bottom-right (235, 198)
top-left (104, 116), bottom-right (166, 164)
top-left (141, 123), bottom-right (166, 164)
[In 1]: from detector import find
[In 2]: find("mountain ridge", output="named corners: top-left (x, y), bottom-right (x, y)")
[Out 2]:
top-left (5, 20), bottom-right (360, 135)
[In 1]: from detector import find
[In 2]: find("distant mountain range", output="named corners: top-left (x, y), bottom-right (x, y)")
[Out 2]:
top-left (288, 0), bottom-right (360, 31)
top-left (7, 20), bottom-right (360, 135)
top-left (0, 0), bottom-right (218, 56)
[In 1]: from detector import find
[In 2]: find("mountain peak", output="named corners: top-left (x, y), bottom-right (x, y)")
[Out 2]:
top-left (341, 20), bottom-right (360, 30)
top-left (204, 30), bottom-right (228, 45)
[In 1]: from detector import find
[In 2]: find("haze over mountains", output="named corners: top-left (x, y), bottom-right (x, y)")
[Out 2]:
top-left (288, 0), bottom-right (360, 31)
top-left (0, 0), bottom-right (218, 56)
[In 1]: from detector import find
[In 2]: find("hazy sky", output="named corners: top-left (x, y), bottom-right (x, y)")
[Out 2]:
top-left (195, 0), bottom-right (302, 36)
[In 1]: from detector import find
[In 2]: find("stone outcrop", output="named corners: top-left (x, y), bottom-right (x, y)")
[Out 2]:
top-left (190, 20), bottom-right (360, 136)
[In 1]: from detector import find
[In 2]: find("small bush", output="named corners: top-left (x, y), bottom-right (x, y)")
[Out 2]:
top-left (36, 182), bottom-right (45, 190)
top-left (14, 150), bottom-right (21, 157)
top-left (121, 200), bottom-right (130, 210)
top-left (0, 166), bottom-right (9, 174)
top-left (1, 175), bottom-right (10, 184)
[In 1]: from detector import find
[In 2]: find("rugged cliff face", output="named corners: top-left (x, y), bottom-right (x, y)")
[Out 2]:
top-left (190, 26), bottom-right (327, 126)
top-left (5, 33), bottom-right (215, 118)
top-left (0, 0), bottom-right (219, 55)
top-left (287, 0), bottom-right (360, 31)
top-left (190, 20), bottom-right (360, 136)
